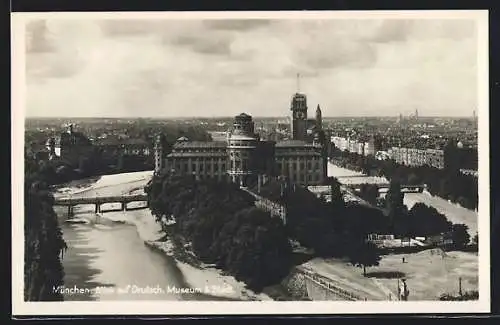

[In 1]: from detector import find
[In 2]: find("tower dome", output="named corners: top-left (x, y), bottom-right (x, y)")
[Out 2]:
top-left (227, 113), bottom-right (259, 187)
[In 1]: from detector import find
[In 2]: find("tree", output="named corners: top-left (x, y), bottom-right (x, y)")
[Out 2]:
top-left (456, 196), bottom-right (470, 209)
top-left (451, 224), bottom-right (470, 249)
top-left (359, 183), bottom-right (379, 205)
top-left (145, 175), bottom-right (292, 292)
top-left (407, 203), bottom-right (453, 237)
top-left (407, 173), bottom-right (419, 185)
top-left (328, 177), bottom-right (344, 210)
top-left (472, 233), bottom-right (478, 246)
top-left (444, 139), bottom-right (459, 172)
top-left (314, 232), bottom-right (353, 258)
top-left (78, 156), bottom-right (92, 176)
top-left (440, 290), bottom-right (478, 301)
top-left (385, 179), bottom-right (407, 234)
top-left (355, 156), bottom-right (366, 172)
top-left (348, 241), bottom-right (382, 277)
top-left (330, 146), bottom-right (478, 211)
top-left (24, 157), bottom-right (66, 301)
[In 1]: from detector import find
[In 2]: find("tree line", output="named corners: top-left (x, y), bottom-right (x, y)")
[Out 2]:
top-left (383, 180), bottom-right (473, 248)
top-left (145, 174), bottom-right (293, 292)
top-left (24, 155), bottom-right (67, 301)
top-left (26, 125), bottom-right (213, 187)
top-left (250, 177), bottom-right (382, 277)
top-left (146, 173), bottom-right (382, 282)
top-left (145, 172), bottom-right (475, 291)
top-left (330, 146), bottom-right (478, 210)
top-left (254, 177), bottom-right (474, 256)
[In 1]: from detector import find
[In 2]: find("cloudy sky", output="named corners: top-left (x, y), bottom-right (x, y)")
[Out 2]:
top-left (24, 17), bottom-right (478, 118)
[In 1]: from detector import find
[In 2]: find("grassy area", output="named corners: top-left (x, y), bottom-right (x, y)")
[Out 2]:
top-left (304, 248), bottom-right (478, 301)
top-left (375, 249), bottom-right (478, 300)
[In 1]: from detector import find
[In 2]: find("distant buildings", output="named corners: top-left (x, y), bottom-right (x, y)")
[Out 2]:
top-left (159, 91), bottom-right (328, 187)
top-left (330, 136), bottom-right (376, 157)
top-left (46, 124), bottom-right (94, 166)
top-left (45, 123), bottom-right (151, 167)
top-left (330, 134), bottom-right (445, 169)
top-left (94, 137), bottom-right (151, 157)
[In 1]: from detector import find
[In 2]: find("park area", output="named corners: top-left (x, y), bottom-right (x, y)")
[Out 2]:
top-left (304, 248), bottom-right (478, 301)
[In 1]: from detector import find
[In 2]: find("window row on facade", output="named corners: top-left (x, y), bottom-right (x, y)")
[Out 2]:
top-left (287, 171), bottom-right (324, 184)
top-left (164, 156), bottom-right (325, 185)
top-left (165, 157), bottom-right (227, 175)
top-left (276, 159), bottom-right (321, 172)
top-left (388, 147), bottom-right (445, 169)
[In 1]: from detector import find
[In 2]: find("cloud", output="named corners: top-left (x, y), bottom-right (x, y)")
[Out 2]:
top-left (368, 20), bottom-right (413, 43)
top-left (202, 19), bottom-right (272, 31)
top-left (298, 40), bottom-right (377, 70)
top-left (23, 17), bottom-right (479, 118)
top-left (26, 20), bottom-right (54, 53)
top-left (368, 19), bottom-right (476, 43)
top-left (98, 19), bottom-right (162, 37)
top-left (26, 20), bottom-right (92, 80)
top-left (171, 34), bottom-right (233, 56)
top-left (98, 19), bottom-right (238, 57)
top-left (267, 20), bottom-right (380, 72)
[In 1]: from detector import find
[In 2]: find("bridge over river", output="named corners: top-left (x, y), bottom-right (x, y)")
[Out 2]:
top-left (309, 183), bottom-right (427, 196)
top-left (54, 194), bottom-right (149, 216)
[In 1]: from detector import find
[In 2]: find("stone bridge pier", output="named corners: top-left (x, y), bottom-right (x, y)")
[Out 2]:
top-left (56, 194), bottom-right (150, 217)
top-left (93, 201), bottom-right (135, 213)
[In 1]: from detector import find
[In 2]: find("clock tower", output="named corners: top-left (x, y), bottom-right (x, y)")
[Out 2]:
top-left (290, 92), bottom-right (308, 141)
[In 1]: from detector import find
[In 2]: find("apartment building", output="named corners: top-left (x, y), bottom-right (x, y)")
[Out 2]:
top-left (389, 147), bottom-right (444, 169)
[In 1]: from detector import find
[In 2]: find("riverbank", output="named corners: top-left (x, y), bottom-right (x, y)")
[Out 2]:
top-left (105, 207), bottom-right (273, 301)
top-left (327, 160), bottom-right (476, 212)
top-left (54, 171), bottom-right (281, 301)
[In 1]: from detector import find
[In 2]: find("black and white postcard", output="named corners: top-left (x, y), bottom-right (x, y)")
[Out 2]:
top-left (11, 10), bottom-right (490, 315)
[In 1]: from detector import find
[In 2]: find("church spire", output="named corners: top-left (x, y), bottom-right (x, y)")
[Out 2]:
top-left (316, 104), bottom-right (322, 130)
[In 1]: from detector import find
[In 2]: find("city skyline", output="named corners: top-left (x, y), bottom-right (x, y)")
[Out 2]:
top-left (24, 15), bottom-right (481, 118)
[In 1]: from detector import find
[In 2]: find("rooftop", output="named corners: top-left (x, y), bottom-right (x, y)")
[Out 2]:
top-left (55, 131), bottom-right (92, 146)
top-left (28, 143), bottom-right (48, 153)
top-left (276, 140), bottom-right (317, 148)
top-left (236, 113), bottom-right (252, 119)
top-left (173, 141), bottom-right (227, 149)
top-left (167, 152), bottom-right (227, 158)
top-left (229, 134), bottom-right (258, 141)
top-left (94, 137), bottom-right (149, 146)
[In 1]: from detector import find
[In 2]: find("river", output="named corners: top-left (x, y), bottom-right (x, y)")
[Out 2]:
top-left (55, 173), bottom-right (240, 302)
top-left (327, 162), bottom-right (478, 236)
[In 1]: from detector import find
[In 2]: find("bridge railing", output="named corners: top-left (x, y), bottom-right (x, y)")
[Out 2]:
top-left (53, 194), bottom-right (148, 205)
top-left (299, 268), bottom-right (363, 301)
top-left (241, 188), bottom-right (287, 225)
